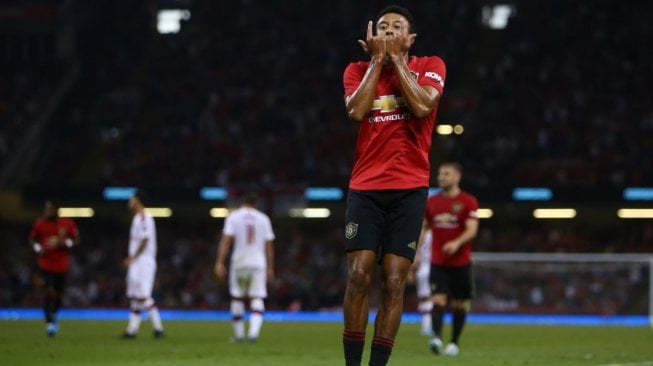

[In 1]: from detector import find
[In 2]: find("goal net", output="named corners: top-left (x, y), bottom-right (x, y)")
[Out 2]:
top-left (472, 252), bottom-right (653, 325)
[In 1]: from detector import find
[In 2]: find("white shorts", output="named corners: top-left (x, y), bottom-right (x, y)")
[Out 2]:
top-left (127, 260), bottom-right (156, 299)
top-left (229, 266), bottom-right (267, 299)
top-left (416, 263), bottom-right (431, 298)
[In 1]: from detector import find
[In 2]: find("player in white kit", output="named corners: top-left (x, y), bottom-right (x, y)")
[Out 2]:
top-left (122, 190), bottom-right (164, 339)
top-left (415, 229), bottom-right (433, 336)
top-left (214, 193), bottom-right (275, 342)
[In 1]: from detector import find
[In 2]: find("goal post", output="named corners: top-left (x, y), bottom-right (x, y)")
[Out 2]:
top-left (473, 252), bottom-right (653, 327)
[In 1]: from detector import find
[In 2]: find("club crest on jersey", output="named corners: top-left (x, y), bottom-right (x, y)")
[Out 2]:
top-left (345, 222), bottom-right (358, 239)
top-left (452, 203), bottom-right (463, 213)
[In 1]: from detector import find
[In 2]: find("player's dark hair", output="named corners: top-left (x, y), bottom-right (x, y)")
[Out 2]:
top-left (241, 192), bottom-right (258, 206)
top-left (44, 199), bottom-right (59, 209)
top-left (377, 5), bottom-right (416, 34)
top-left (133, 189), bottom-right (149, 206)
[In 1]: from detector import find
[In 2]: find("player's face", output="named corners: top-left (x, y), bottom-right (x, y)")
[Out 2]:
top-left (43, 201), bottom-right (57, 219)
top-left (128, 196), bottom-right (137, 212)
top-left (437, 166), bottom-right (461, 190)
top-left (376, 13), bottom-right (410, 37)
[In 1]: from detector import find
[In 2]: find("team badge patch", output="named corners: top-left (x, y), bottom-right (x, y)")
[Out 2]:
top-left (407, 241), bottom-right (417, 251)
top-left (452, 203), bottom-right (463, 213)
top-left (345, 222), bottom-right (358, 239)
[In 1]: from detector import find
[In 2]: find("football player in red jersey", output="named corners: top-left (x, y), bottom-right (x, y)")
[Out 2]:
top-left (423, 162), bottom-right (479, 356)
top-left (341, 5), bottom-right (446, 366)
top-left (29, 200), bottom-right (80, 337)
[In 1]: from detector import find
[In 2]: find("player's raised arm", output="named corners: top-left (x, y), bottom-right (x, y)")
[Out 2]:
top-left (387, 33), bottom-right (440, 118)
top-left (345, 21), bottom-right (385, 122)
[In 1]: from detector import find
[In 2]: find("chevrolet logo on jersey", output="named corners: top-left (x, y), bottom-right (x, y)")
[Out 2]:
top-left (371, 95), bottom-right (407, 113)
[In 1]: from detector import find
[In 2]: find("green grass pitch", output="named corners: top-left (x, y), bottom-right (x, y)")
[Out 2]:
top-left (1, 320), bottom-right (651, 365)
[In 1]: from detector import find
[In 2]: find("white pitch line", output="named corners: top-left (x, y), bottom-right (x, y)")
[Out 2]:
top-left (596, 362), bottom-right (653, 366)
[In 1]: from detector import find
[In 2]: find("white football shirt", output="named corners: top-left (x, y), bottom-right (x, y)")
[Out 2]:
top-left (223, 207), bottom-right (275, 269)
top-left (129, 211), bottom-right (157, 264)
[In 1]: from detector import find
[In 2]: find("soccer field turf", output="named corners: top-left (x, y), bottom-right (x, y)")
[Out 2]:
top-left (1, 320), bottom-right (651, 366)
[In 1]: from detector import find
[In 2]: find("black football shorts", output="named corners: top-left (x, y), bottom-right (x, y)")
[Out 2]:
top-left (344, 188), bottom-right (428, 261)
top-left (429, 264), bottom-right (474, 300)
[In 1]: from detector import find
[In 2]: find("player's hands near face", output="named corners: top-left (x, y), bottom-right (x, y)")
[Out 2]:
top-left (386, 32), bottom-right (416, 59)
top-left (214, 262), bottom-right (227, 282)
top-left (358, 21), bottom-right (387, 61)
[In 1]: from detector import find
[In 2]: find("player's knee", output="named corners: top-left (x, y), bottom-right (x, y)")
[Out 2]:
top-left (143, 298), bottom-right (155, 309)
top-left (450, 300), bottom-right (467, 312)
top-left (347, 267), bottom-right (372, 291)
top-left (382, 273), bottom-right (405, 294)
top-left (418, 300), bottom-right (433, 313)
top-left (130, 300), bottom-right (142, 312)
top-left (250, 298), bottom-right (265, 313)
top-left (231, 299), bottom-right (245, 315)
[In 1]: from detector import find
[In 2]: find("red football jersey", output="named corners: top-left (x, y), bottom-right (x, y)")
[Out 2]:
top-left (424, 191), bottom-right (478, 267)
top-left (343, 56), bottom-right (446, 190)
top-left (30, 217), bottom-right (79, 273)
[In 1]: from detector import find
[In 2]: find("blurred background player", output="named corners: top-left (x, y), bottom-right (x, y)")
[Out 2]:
top-left (214, 193), bottom-right (275, 342)
top-left (29, 200), bottom-right (80, 337)
top-left (423, 162), bottom-right (479, 356)
top-left (121, 190), bottom-right (165, 339)
top-left (341, 5), bottom-right (446, 366)
top-left (413, 229), bottom-right (433, 336)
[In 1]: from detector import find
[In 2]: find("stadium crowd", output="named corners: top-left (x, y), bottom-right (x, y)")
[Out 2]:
top-left (12, 0), bottom-right (647, 191)
top-left (0, 1), bottom-right (651, 317)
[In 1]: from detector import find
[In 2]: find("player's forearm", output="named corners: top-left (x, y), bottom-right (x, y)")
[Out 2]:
top-left (266, 242), bottom-right (274, 270)
top-left (390, 56), bottom-right (439, 118)
top-left (346, 57), bottom-right (384, 121)
top-left (215, 239), bottom-right (231, 266)
top-left (454, 227), bottom-right (478, 248)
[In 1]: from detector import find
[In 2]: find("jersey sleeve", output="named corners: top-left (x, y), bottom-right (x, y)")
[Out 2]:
top-left (137, 216), bottom-right (153, 241)
top-left (29, 220), bottom-right (40, 241)
top-left (263, 216), bottom-right (275, 242)
top-left (65, 219), bottom-right (80, 239)
top-left (343, 62), bottom-right (366, 99)
top-left (465, 195), bottom-right (480, 221)
top-left (144, 216), bottom-right (156, 240)
top-left (417, 56), bottom-right (446, 96)
top-left (222, 215), bottom-right (235, 236)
